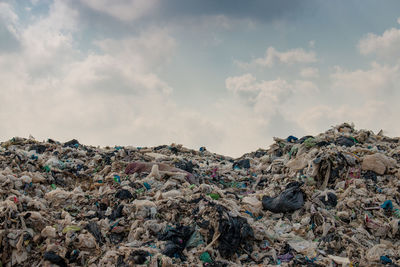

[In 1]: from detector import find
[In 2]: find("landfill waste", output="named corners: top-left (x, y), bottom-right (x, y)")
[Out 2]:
top-left (318, 192), bottom-right (338, 208)
top-left (233, 158), bottom-right (251, 170)
top-left (262, 182), bottom-right (305, 213)
top-left (43, 251), bottom-right (68, 267)
top-left (1, 123), bottom-right (400, 266)
top-left (158, 225), bottom-right (194, 260)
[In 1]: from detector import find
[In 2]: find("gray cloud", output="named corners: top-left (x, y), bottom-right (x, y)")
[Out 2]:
top-left (67, 0), bottom-right (308, 34)
top-left (79, 0), bottom-right (159, 22)
top-left (65, 1), bottom-right (141, 39)
top-left (157, 0), bottom-right (306, 22)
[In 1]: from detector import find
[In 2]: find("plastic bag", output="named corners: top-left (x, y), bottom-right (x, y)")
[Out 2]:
top-left (262, 182), bottom-right (304, 213)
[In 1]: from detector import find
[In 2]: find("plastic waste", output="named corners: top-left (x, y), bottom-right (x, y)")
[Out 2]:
top-left (319, 192), bottom-right (338, 208)
top-left (362, 153), bottom-right (396, 175)
top-left (363, 170), bottom-right (378, 182)
top-left (208, 193), bottom-right (220, 200)
top-left (233, 158), bottom-right (250, 169)
top-left (174, 160), bottom-right (195, 173)
top-left (262, 182), bottom-right (304, 213)
top-left (278, 253), bottom-right (294, 262)
top-left (62, 225), bottom-right (81, 234)
top-left (126, 161), bottom-right (198, 184)
top-left (335, 136), bottom-right (355, 147)
top-left (64, 139), bottom-right (80, 148)
top-left (200, 252), bottom-right (213, 263)
top-left (41, 226), bottom-right (57, 238)
top-left (328, 255), bottom-right (350, 265)
top-left (298, 135), bottom-right (314, 144)
top-left (65, 249), bottom-right (79, 264)
top-left (130, 250), bottom-right (149, 264)
top-left (109, 204), bottom-right (124, 220)
top-left (115, 189), bottom-right (133, 200)
top-left (381, 200), bottom-right (393, 211)
top-left (217, 212), bottom-right (254, 258)
top-left (158, 225), bottom-right (194, 260)
top-left (86, 221), bottom-right (104, 244)
top-left (186, 229), bottom-right (204, 248)
top-left (286, 135), bottom-right (298, 143)
top-left (43, 251), bottom-right (67, 267)
top-left (1, 123), bottom-right (400, 266)
top-left (380, 255), bottom-right (393, 264)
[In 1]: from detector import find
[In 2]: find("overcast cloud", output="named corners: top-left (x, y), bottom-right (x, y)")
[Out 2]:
top-left (1, 0), bottom-right (400, 157)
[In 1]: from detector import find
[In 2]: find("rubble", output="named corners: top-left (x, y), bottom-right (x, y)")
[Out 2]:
top-left (1, 123), bottom-right (400, 266)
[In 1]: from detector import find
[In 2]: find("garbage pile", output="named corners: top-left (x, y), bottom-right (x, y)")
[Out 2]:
top-left (1, 123), bottom-right (400, 266)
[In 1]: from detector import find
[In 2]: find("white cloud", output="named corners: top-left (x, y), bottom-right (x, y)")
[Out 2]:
top-left (252, 78), bottom-right (292, 114)
top-left (295, 98), bottom-right (400, 138)
top-left (167, 14), bottom-right (248, 48)
top-left (358, 27), bottom-right (400, 59)
top-left (95, 29), bottom-right (175, 70)
top-left (225, 73), bottom-right (257, 94)
top-left (226, 73), bottom-right (291, 103)
top-left (251, 46), bottom-right (317, 67)
top-left (88, 29), bottom-right (176, 94)
top-left (0, 1), bottom-right (207, 151)
top-left (331, 62), bottom-right (399, 96)
top-left (221, 74), bottom-right (324, 154)
top-left (3, 1), bottom-right (400, 159)
top-left (228, 15), bottom-right (400, 149)
top-left (293, 80), bottom-right (319, 94)
top-left (297, 102), bottom-right (376, 132)
top-left (0, 3), bottom-right (18, 24)
top-left (294, 62), bottom-right (400, 138)
top-left (211, 98), bottom-right (276, 155)
top-left (300, 67), bottom-right (319, 78)
top-left (81, 0), bottom-right (159, 22)
top-left (0, 2), bottom-right (19, 38)
top-left (225, 57), bottom-right (400, 153)
top-left (19, 0), bottom-right (78, 71)
top-left (226, 74), bottom-right (318, 115)
top-left (397, 17), bottom-right (400, 25)
top-left (0, 1), bottom-right (249, 157)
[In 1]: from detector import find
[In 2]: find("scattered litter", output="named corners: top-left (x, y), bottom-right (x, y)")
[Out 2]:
top-left (1, 123), bottom-right (400, 266)
top-left (262, 182), bottom-right (304, 213)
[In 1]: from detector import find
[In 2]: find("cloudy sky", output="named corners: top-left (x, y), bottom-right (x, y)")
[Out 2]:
top-left (1, 0), bottom-right (400, 157)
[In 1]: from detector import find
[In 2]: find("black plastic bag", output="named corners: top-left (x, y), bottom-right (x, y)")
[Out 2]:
top-left (43, 251), bottom-right (67, 267)
top-left (217, 212), bottom-right (254, 258)
top-left (108, 204), bottom-right (124, 220)
top-left (64, 139), bottom-right (80, 148)
top-left (158, 225), bottom-right (194, 260)
top-left (30, 144), bottom-right (47, 154)
top-left (233, 159), bottom-right (250, 169)
top-left (319, 192), bottom-right (337, 207)
top-left (175, 160), bottom-right (195, 173)
top-left (363, 170), bottom-right (378, 183)
top-left (65, 249), bottom-right (80, 263)
top-left (335, 136), bottom-right (355, 147)
top-left (86, 221), bottom-right (104, 244)
top-left (115, 189), bottom-right (133, 200)
top-left (262, 182), bottom-right (304, 213)
top-left (298, 135), bottom-right (314, 144)
top-left (130, 250), bottom-right (149, 264)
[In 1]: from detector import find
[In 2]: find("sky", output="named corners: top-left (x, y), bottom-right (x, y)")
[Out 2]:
top-left (1, 0), bottom-right (400, 157)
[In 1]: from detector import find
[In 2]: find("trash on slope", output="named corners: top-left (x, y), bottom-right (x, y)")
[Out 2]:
top-left (1, 123), bottom-right (400, 266)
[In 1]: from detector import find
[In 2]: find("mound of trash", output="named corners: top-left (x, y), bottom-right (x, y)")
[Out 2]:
top-left (1, 123), bottom-right (400, 266)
